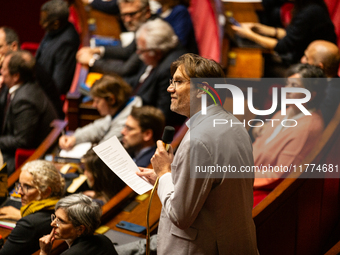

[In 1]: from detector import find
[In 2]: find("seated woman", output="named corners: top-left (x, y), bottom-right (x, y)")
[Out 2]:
top-left (155, 0), bottom-right (198, 53)
top-left (59, 75), bottom-right (142, 150)
top-left (39, 193), bottom-right (118, 255)
top-left (253, 64), bottom-right (326, 200)
top-left (232, 0), bottom-right (336, 73)
top-left (82, 150), bottom-right (125, 204)
top-left (0, 160), bottom-right (65, 255)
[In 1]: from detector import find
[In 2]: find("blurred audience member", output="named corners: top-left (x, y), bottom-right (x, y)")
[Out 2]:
top-left (36, 0), bottom-right (80, 117)
top-left (80, 105), bottom-right (164, 204)
top-left (253, 64), bottom-right (326, 190)
top-left (59, 75), bottom-right (142, 150)
top-left (39, 194), bottom-right (118, 255)
top-left (124, 18), bottom-right (187, 126)
top-left (121, 106), bottom-right (165, 166)
top-left (0, 51), bottom-right (57, 175)
top-left (82, 150), bottom-right (125, 204)
top-left (232, 0), bottom-right (337, 76)
top-left (301, 40), bottom-right (340, 125)
top-left (77, 0), bottom-right (152, 77)
top-left (0, 27), bottom-right (20, 128)
top-left (156, 0), bottom-right (198, 53)
top-left (0, 160), bottom-right (65, 255)
top-left (0, 27), bottom-right (19, 69)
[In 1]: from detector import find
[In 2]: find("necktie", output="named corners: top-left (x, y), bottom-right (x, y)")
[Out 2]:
top-left (2, 92), bottom-right (11, 133)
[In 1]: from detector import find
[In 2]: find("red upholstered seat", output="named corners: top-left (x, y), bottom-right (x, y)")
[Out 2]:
top-left (15, 148), bottom-right (36, 169)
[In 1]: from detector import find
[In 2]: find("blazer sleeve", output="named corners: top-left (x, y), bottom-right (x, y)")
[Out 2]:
top-left (90, 0), bottom-right (120, 15)
top-left (91, 53), bottom-right (142, 77)
top-left (73, 115), bottom-right (113, 144)
top-left (103, 40), bottom-right (136, 60)
top-left (157, 138), bottom-right (215, 230)
top-left (0, 217), bottom-right (46, 255)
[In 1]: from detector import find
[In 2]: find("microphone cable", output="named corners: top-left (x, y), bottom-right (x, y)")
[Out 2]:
top-left (146, 126), bottom-right (175, 255)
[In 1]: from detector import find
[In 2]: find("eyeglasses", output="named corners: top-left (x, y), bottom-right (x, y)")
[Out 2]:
top-left (169, 79), bottom-right (190, 89)
top-left (51, 214), bottom-right (70, 227)
top-left (15, 182), bottom-right (36, 194)
top-left (120, 8), bottom-right (145, 19)
top-left (136, 48), bottom-right (155, 54)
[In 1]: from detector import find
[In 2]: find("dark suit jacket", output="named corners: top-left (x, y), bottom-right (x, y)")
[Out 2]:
top-left (61, 234), bottom-right (118, 255)
top-left (90, 0), bottom-right (119, 15)
top-left (0, 82), bottom-right (57, 175)
top-left (0, 210), bottom-right (54, 255)
top-left (36, 22), bottom-right (80, 117)
top-left (91, 35), bottom-right (144, 78)
top-left (135, 146), bottom-right (156, 167)
top-left (124, 46), bottom-right (187, 126)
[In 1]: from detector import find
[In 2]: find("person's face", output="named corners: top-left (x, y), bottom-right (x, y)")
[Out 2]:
top-left (51, 208), bottom-right (80, 242)
top-left (121, 115), bottom-right (145, 153)
top-left (84, 169), bottom-right (94, 187)
top-left (119, 0), bottom-right (149, 32)
top-left (92, 96), bottom-right (111, 116)
top-left (167, 65), bottom-right (192, 117)
top-left (286, 73), bottom-right (307, 100)
top-left (0, 30), bottom-right (11, 61)
top-left (301, 45), bottom-right (317, 65)
top-left (40, 11), bottom-right (58, 32)
top-left (0, 55), bottom-right (17, 88)
top-left (136, 36), bottom-right (160, 67)
top-left (18, 170), bottom-right (41, 207)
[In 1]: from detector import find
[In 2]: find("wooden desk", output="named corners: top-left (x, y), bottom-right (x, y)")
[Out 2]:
top-left (103, 191), bottom-right (162, 238)
top-left (223, 2), bottom-right (265, 78)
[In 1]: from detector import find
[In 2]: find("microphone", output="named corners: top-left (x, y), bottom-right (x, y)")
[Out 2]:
top-left (162, 126), bottom-right (175, 152)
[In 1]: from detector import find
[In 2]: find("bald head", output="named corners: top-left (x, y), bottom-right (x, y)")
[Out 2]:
top-left (301, 40), bottom-right (340, 77)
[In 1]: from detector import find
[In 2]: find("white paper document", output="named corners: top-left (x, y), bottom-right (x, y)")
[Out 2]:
top-left (59, 142), bottom-right (92, 159)
top-left (93, 136), bottom-right (153, 195)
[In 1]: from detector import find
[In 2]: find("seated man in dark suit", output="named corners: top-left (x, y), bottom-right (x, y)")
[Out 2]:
top-left (36, 0), bottom-right (80, 118)
top-left (76, 0), bottom-right (151, 77)
top-left (121, 106), bottom-right (165, 167)
top-left (124, 18), bottom-right (187, 126)
top-left (0, 27), bottom-right (20, 128)
top-left (0, 50), bottom-right (58, 175)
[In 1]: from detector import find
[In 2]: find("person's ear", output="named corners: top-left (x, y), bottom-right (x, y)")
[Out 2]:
top-left (310, 91), bottom-right (317, 102)
top-left (317, 62), bottom-right (324, 71)
top-left (41, 186), bottom-right (52, 199)
top-left (10, 41), bottom-right (18, 51)
top-left (107, 94), bottom-right (116, 106)
top-left (12, 73), bottom-right (20, 84)
top-left (196, 82), bottom-right (209, 99)
top-left (142, 129), bottom-right (153, 142)
top-left (77, 225), bottom-right (86, 237)
top-left (51, 20), bottom-right (60, 30)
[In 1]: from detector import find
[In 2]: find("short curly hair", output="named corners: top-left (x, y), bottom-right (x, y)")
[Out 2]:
top-left (22, 160), bottom-right (65, 198)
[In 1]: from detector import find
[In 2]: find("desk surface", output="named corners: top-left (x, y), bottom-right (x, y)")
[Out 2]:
top-left (104, 191), bottom-right (162, 238)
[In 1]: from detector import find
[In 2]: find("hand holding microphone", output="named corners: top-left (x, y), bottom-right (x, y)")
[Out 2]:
top-left (151, 126), bottom-right (175, 177)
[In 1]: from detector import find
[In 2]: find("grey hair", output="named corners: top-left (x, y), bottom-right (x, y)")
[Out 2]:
top-left (41, 0), bottom-right (69, 23)
top-left (55, 194), bottom-right (101, 236)
top-left (136, 18), bottom-right (178, 53)
top-left (22, 160), bottom-right (65, 198)
top-left (117, 0), bottom-right (149, 9)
